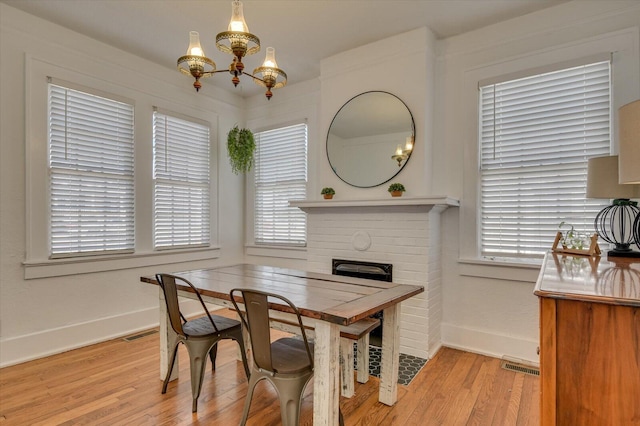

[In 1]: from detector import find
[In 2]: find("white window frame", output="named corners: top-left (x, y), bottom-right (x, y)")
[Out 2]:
top-left (252, 122), bottom-right (308, 247)
top-left (478, 59), bottom-right (612, 259)
top-left (24, 57), bottom-right (220, 279)
top-left (47, 80), bottom-right (136, 258)
top-left (459, 29), bottom-right (640, 277)
top-left (153, 109), bottom-right (212, 250)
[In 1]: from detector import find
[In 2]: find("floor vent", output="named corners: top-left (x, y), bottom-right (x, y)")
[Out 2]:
top-left (501, 360), bottom-right (540, 376)
top-left (123, 330), bottom-right (158, 342)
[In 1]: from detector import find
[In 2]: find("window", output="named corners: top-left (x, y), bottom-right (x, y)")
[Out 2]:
top-left (254, 123), bottom-right (307, 246)
top-left (48, 83), bottom-right (135, 257)
top-left (153, 111), bottom-right (211, 249)
top-left (479, 61), bottom-right (611, 258)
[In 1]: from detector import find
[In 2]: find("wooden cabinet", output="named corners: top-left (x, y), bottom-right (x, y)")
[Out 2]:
top-left (535, 253), bottom-right (640, 425)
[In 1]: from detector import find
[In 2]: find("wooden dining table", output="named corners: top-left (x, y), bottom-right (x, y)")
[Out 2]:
top-left (141, 263), bottom-right (423, 426)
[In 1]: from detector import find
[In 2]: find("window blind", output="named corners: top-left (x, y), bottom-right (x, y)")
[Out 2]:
top-left (153, 111), bottom-right (210, 249)
top-left (479, 61), bottom-right (611, 258)
top-left (254, 123), bottom-right (307, 246)
top-left (48, 83), bottom-right (135, 257)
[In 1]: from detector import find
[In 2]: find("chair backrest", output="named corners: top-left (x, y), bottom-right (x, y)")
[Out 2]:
top-left (156, 273), bottom-right (220, 337)
top-left (230, 288), bottom-right (313, 373)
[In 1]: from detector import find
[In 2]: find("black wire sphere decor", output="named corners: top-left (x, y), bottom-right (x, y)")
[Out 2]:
top-left (594, 199), bottom-right (640, 256)
top-left (634, 210), bottom-right (640, 249)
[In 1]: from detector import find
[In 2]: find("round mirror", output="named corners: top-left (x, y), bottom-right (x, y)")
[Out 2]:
top-left (327, 91), bottom-right (415, 188)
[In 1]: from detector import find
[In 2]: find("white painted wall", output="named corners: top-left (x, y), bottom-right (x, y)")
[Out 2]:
top-left (437, 1), bottom-right (640, 363)
top-left (3, 0), bottom-right (640, 368)
top-left (0, 4), bottom-right (247, 367)
top-left (318, 27), bottom-right (437, 199)
top-left (245, 1), bottom-right (640, 365)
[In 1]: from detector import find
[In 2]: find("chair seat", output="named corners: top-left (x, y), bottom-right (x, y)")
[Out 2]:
top-left (271, 337), bottom-right (315, 374)
top-left (182, 315), bottom-right (242, 337)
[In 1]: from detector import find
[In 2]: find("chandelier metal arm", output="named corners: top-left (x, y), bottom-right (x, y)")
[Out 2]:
top-left (242, 71), bottom-right (266, 84)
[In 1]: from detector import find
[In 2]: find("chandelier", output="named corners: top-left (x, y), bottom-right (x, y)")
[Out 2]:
top-left (177, 0), bottom-right (287, 99)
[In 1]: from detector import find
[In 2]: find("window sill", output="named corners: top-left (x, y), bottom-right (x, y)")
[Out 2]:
top-left (23, 246), bottom-right (221, 279)
top-left (245, 244), bottom-right (307, 260)
top-left (458, 257), bottom-right (542, 283)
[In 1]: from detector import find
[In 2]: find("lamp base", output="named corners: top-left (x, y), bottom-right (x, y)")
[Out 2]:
top-left (607, 249), bottom-right (640, 258)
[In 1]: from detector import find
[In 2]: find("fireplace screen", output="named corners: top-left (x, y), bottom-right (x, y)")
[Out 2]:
top-left (331, 259), bottom-right (392, 282)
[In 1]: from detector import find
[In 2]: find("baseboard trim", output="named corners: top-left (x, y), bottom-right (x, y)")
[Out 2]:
top-left (441, 323), bottom-right (539, 365)
top-left (0, 299), bottom-right (205, 368)
top-left (1, 312), bottom-right (539, 368)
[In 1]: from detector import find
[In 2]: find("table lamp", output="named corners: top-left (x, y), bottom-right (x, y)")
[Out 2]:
top-left (618, 100), bottom-right (640, 184)
top-left (586, 155), bottom-right (640, 257)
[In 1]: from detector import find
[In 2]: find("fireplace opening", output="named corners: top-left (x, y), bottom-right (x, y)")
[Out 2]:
top-left (332, 259), bottom-right (392, 282)
top-left (332, 259), bottom-right (392, 346)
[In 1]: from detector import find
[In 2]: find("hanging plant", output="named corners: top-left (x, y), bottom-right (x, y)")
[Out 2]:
top-left (227, 125), bottom-right (255, 174)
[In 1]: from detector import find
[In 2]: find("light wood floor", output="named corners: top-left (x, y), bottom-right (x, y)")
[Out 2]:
top-left (0, 327), bottom-right (539, 425)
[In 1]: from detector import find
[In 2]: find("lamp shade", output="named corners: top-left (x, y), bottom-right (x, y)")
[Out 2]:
top-left (186, 31), bottom-right (204, 57)
top-left (586, 155), bottom-right (640, 199)
top-left (619, 100), bottom-right (640, 184)
top-left (228, 0), bottom-right (249, 32)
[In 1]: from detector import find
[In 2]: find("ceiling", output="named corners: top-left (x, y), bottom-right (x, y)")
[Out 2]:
top-left (2, 0), bottom-right (570, 97)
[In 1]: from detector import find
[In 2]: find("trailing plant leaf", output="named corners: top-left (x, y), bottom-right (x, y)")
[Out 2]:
top-left (227, 126), bottom-right (255, 174)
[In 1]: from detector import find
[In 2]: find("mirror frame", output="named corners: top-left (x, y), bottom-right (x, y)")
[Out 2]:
top-left (326, 91), bottom-right (415, 188)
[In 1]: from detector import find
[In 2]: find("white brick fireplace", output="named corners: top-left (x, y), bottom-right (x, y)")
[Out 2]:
top-left (291, 197), bottom-right (458, 360)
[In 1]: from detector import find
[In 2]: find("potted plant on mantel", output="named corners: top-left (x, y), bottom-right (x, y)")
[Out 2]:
top-left (388, 183), bottom-right (406, 197)
top-left (227, 125), bottom-right (255, 174)
top-left (321, 187), bottom-right (335, 200)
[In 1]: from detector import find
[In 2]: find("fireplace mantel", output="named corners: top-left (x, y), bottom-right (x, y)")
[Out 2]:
top-left (290, 196), bottom-right (459, 213)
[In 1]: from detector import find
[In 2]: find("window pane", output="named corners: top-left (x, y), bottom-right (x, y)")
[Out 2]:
top-left (153, 112), bottom-right (210, 249)
top-left (48, 84), bottom-right (135, 257)
top-left (479, 61), bottom-right (611, 257)
top-left (254, 123), bottom-right (307, 246)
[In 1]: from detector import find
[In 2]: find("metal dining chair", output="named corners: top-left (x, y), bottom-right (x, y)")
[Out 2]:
top-left (156, 273), bottom-right (250, 413)
top-left (230, 288), bottom-right (344, 426)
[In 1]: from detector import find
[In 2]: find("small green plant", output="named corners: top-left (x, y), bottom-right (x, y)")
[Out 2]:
top-left (387, 183), bottom-right (406, 193)
top-left (227, 126), bottom-right (255, 174)
top-left (558, 221), bottom-right (589, 250)
top-left (321, 187), bottom-right (335, 195)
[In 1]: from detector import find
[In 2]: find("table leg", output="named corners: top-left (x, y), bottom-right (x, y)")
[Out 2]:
top-left (158, 289), bottom-right (178, 382)
top-left (313, 321), bottom-right (341, 426)
top-left (356, 333), bottom-right (370, 384)
top-left (340, 338), bottom-right (355, 397)
top-left (379, 304), bottom-right (400, 405)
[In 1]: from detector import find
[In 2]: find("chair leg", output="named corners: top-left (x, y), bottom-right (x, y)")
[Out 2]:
top-left (275, 373), bottom-right (313, 426)
top-left (186, 339), bottom-right (218, 413)
top-left (233, 331), bottom-right (251, 379)
top-left (162, 341), bottom-right (180, 394)
top-left (240, 370), bottom-right (261, 426)
top-left (209, 343), bottom-right (218, 372)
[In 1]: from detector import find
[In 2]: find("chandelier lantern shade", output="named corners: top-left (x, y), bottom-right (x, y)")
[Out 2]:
top-left (177, 1), bottom-right (286, 99)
